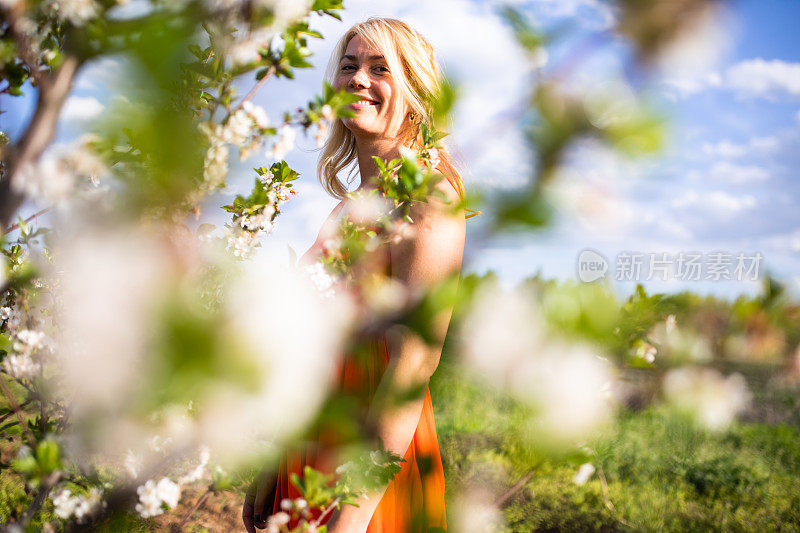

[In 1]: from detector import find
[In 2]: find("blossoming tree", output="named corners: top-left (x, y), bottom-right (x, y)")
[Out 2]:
top-left (0, 0), bottom-right (760, 531)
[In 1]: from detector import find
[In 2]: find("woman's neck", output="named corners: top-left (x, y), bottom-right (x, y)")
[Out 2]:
top-left (354, 136), bottom-right (404, 191)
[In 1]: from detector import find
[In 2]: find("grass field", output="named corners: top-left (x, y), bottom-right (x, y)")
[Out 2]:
top-left (430, 356), bottom-right (800, 532)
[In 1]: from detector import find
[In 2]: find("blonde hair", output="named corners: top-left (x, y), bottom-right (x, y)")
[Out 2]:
top-left (317, 17), bottom-right (465, 201)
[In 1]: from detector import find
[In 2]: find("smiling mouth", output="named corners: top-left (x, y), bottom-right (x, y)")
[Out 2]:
top-left (351, 99), bottom-right (379, 109)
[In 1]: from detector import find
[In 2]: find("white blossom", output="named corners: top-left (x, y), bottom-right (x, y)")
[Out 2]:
top-left (52, 489), bottom-right (79, 520)
top-left (2, 353), bottom-right (41, 380)
top-left (195, 256), bottom-right (347, 465)
top-left (573, 463), bottom-right (596, 485)
top-left (148, 434), bottom-right (173, 454)
top-left (13, 155), bottom-right (76, 204)
top-left (237, 212), bottom-right (273, 233)
top-left (649, 318), bottom-right (712, 362)
top-left (302, 262), bottom-right (337, 298)
top-left (346, 190), bottom-right (390, 225)
top-left (663, 367), bottom-right (750, 431)
top-left (265, 125), bottom-right (296, 160)
top-left (363, 277), bottom-right (407, 316)
top-left (10, 139), bottom-right (106, 204)
top-left (229, 40), bottom-right (261, 66)
top-left (74, 487), bottom-right (104, 523)
top-left (270, 511), bottom-right (290, 526)
top-left (257, 168), bottom-right (274, 186)
top-left (62, 140), bottom-right (106, 183)
top-left (425, 147), bottom-right (441, 169)
top-left (44, 0), bottom-right (100, 26)
top-left (1, 306), bottom-right (22, 333)
top-left (178, 446), bottom-right (210, 484)
top-left (227, 26), bottom-right (275, 66)
top-left (225, 227), bottom-right (260, 259)
top-left (313, 119), bottom-right (329, 148)
top-left (243, 101), bottom-right (270, 129)
top-left (452, 488), bottom-right (507, 533)
top-left (665, 314), bottom-right (677, 334)
top-left (13, 329), bottom-right (48, 355)
top-left (221, 109), bottom-right (252, 145)
top-left (320, 104), bottom-right (334, 122)
top-left (203, 140), bottom-right (229, 190)
top-left (135, 478), bottom-right (181, 518)
top-left (52, 229), bottom-right (168, 415)
top-left (124, 450), bottom-right (142, 479)
top-left (270, 0), bottom-right (311, 25)
top-left (460, 283), bottom-right (614, 442)
top-left (51, 487), bottom-right (104, 523)
top-left (531, 46), bottom-right (549, 69)
top-left (268, 33), bottom-right (286, 56)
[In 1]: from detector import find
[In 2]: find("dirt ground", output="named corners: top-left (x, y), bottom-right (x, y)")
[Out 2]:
top-left (153, 487), bottom-right (244, 532)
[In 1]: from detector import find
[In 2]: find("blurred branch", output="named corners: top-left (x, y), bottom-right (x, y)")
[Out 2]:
top-left (4, 207), bottom-right (51, 234)
top-left (597, 466), bottom-right (634, 528)
top-left (0, 398), bottom-right (32, 424)
top-left (173, 488), bottom-right (213, 532)
top-left (0, 56), bottom-right (79, 230)
top-left (0, 376), bottom-right (36, 447)
top-left (492, 470), bottom-right (534, 507)
top-left (21, 472), bottom-right (61, 529)
top-left (312, 496), bottom-right (341, 527)
top-left (236, 64), bottom-right (277, 111)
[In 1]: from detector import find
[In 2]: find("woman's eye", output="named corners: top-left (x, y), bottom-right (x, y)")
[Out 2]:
top-left (374, 66), bottom-right (389, 73)
top-left (341, 65), bottom-right (355, 71)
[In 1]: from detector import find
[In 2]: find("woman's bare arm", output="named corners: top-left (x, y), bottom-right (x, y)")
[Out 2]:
top-left (326, 180), bottom-right (465, 532)
top-left (298, 199), bottom-right (346, 266)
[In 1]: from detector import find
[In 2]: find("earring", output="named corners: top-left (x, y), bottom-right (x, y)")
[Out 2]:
top-left (408, 112), bottom-right (416, 121)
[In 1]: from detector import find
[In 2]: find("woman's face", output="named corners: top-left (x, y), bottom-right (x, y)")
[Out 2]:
top-left (333, 35), bottom-right (409, 141)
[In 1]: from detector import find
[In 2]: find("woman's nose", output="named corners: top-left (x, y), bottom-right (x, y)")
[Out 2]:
top-left (349, 68), bottom-right (370, 89)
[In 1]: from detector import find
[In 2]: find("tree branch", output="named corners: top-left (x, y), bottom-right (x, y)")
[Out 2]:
top-left (21, 471), bottom-right (61, 528)
top-left (1, 55), bottom-right (79, 231)
top-left (4, 207), bottom-right (51, 234)
top-left (173, 488), bottom-right (212, 532)
top-left (0, 375), bottom-right (37, 447)
top-left (492, 470), bottom-right (534, 508)
top-left (236, 64), bottom-right (276, 111)
top-left (313, 496), bottom-right (341, 527)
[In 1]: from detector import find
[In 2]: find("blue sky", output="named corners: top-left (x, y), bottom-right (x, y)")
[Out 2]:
top-left (2, 0), bottom-right (799, 300)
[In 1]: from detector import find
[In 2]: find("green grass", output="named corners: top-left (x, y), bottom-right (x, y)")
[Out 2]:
top-left (430, 359), bottom-right (800, 532)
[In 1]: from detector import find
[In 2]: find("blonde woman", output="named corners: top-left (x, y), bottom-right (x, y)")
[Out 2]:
top-left (244, 18), bottom-right (466, 533)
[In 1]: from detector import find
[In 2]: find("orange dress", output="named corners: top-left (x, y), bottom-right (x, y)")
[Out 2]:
top-left (271, 178), bottom-right (458, 532)
top-left (271, 334), bottom-right (447, 532)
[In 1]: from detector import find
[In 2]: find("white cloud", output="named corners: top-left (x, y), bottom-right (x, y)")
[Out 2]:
top-left (701, 140), bottom-right (746, 158)
top-left (701, 136), bottom-right (778, 159)
top-left (654, 217), bottom-right (694, 241)
top-left (725, 58), bottom-right (800, 98)
top-left (73, 56), bottom-right (129, 92)
top-left (60, 95), bottom-right (105, 123)
top-left (525, 0), bottom-right (617, 30)
top-left (671, 189), bottom-right (757, 216)
top-left (665, 58), bottom-right (800, 100)
top-left (705, 162), bottom-right (770, 183)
